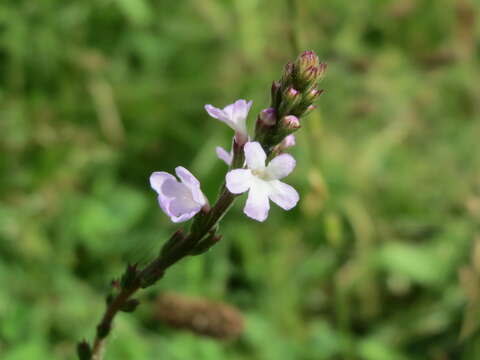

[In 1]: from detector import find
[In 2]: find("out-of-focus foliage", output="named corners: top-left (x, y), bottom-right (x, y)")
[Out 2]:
top-left (1, 0), bottom-right (480, 359)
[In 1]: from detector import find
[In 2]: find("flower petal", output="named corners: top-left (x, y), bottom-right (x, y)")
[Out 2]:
top-left (268, 180), bottom-right (299, 210)
top-left (216, 146), bottom-right (232, 166)
top-left (223, 101), bottom-right (248, 135)
top-left (244, 179), bottom-right (270, 222)
top-left (204, 104), bottom-right (227, 121)
top-left (150, 170), bottom-right (205, 223)
top-left (266, 153), bottom-right (296, 179)
top-left (206, 100), bottom-right (252, 139)
top-left (244, 141), bottom-right (266, 170)
top-left (175, 166), bottom-right (206, 206)
top-left (161, 179), bottom-right (203, 222)
top-left (282, 134), bottom-right (296, 148)
top-left (168, 198), bottom-right (202, 219)
top-left (167, 207), bottom-right (201, 223)
top-left (226, 169), bottom-right (252, 194)
top-left (233, 99), bottom-right (252, 124)
top-left (150, 172), bottom-right (176, 195)
top-left (223, 103), bottom-right (235, 121)
top-left (205, 104), bottom-right (237, 129)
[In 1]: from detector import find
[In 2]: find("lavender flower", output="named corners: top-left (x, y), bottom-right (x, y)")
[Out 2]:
top-left (205, 99), bottom-right (253, 145)
top-left (225, 142), bottom-right (299, 222)
top-left (150, 167), bottom-right (207, 223)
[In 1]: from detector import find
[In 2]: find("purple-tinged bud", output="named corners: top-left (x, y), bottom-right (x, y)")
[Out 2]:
top-left (318, 63), bottom-right (327, 78)
top-left (296, 50), bottom-right (320, 73)
top-left (259, 108), bottom-right (277, 126)
top-left (282, 115), bottom-right (300, 131)
top-left (281, 62), bottom-right (295, 86)
top-left (286, 87), bottom-right (299, 101)
top-left (271, 81), bottom-right (281, 107)
top-left (255, 108), bottom-right (277, 145)
top-left (271, 80), bottom-right (281, 95)
top-left (279, 88), bottom-right (301, 115)
top-left (304, 66), bottom-right (319, 83)
top-left (273, 115), bottom-right (301, 144)
top-left (304, 104), bottom-right (317, 116)
top-left (294, 51), bottom-right (326, 90)
top-left (304, 88), bottom-right (324, 103)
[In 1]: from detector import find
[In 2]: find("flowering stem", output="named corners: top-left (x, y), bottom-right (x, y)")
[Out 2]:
top-left (79, 51), bottom-right (324, 360)
top-left (85, 152), bottom-right (243, 360)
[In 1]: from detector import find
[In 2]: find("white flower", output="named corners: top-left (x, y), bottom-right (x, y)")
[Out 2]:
top-left (150, 167), bottom-right (207, 223)
top-left (205, 99), bottom-right (253, 144)
top-left (225, 141), bottom-right (299, 222)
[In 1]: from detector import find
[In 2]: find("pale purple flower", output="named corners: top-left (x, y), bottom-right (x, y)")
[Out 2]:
top-left (150, 167), bottom-right (207, 223)
top-left (205, 99), bottom-right (253, 144)
top-left (226, 142), bottom-right (299, 222)
top-left (215, 146), bottom-right (232, 166)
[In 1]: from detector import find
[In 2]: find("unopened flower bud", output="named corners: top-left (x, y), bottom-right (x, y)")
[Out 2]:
top-left (286, 87), bottom-right (299, 100)
top-left (269, 116), bottom-right (300, 149)
top-left (304, 66), bottom-right (319, 83)
top-left (282, 115), bottom-right (300, 131)
top-left (271, 81), bottom-right (281, 107)
top-left (304, 104), bottom-right (317, 116)
top-left (281, 62), bottom-right (295, 86)
top-left (259, 108), bottom-right (277, 126)
top-left (294, 51), bottom-right (326, 90)
top-left (304, 88), bottom-right (324, 103)
top-left (318, 62), bottom-right (327, 78)
top-left (279, 88), bottom-right (300, 115)
top-left (296, 50), bottom-right (320, 73)
top-left (254, 108), bottom-right (277, 146)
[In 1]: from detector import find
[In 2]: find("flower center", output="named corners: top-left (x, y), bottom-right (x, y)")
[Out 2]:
top-left (252, 169), bottom-right (271, 180)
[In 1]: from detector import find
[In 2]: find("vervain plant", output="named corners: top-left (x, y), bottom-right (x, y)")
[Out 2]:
top-left (77, 51), bottom-right (326, 360)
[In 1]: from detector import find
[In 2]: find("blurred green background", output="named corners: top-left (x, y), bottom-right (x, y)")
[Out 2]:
top-left (1, 0), bottom-right (480, 359)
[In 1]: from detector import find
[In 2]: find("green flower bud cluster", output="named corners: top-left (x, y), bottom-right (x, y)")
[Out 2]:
top-left (255, 50), bottom-right (326, 151)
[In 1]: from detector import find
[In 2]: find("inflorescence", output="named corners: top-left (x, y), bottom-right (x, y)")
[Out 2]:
top-left (78, 50), bottom-right (325, 360)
